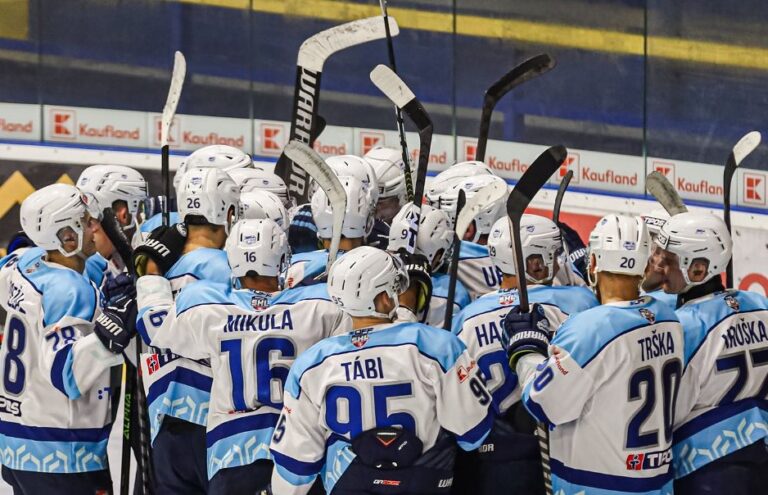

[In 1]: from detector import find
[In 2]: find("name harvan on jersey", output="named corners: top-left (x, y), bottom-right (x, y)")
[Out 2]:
top-left (223, 311), bottom-right (294, 333)
top-left (721, 319), bottom-right (768, 350)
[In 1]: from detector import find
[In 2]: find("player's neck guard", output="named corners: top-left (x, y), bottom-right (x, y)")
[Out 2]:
top-left (677, 276), bottom-right (725, 308)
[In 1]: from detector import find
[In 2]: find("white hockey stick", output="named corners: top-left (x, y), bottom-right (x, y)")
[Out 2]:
top-left (160, 51), bottom-right (186, 226)
top-left (455, 180), bottom-right (509, 240)
top-left (645, 171), bottom-right (687, 216)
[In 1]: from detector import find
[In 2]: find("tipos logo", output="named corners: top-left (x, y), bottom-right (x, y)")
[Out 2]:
top-left (51, 109), bottom-right (76, 139)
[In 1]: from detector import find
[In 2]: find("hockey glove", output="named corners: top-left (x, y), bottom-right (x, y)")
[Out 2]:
top-left (94, 288), bottom-right (138, 354)
top-left (103, 273), bottom-right (135, 304)
top-left (132, 223), bottom-right (186, 277)
top-left (100, 207), bottom-right (135, 272)
top-left (396, 249), bottom-right (433, 317)
top-left (503, 304), bottom-right (551, 371)
top-left (557, 220), bottom-right (588, 282)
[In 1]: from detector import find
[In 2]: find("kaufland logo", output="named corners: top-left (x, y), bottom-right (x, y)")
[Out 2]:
top-left (361, 132), bottom-right (384, 154)
top-left (653, 161), bottom-right (675, 183)
top-left (560, 153), bottom-right (580, 183)
top-left (0, 118), bottom-right (33, 135)
top-left (153, 116), bottom-right (178, 145)
top-left (260, 124), bottom-right (285, 156)
top-left (51, 109), bottom-right (76, 140)
top-left (744, 172), bottom-right (766, 205)
top-left (464, 141), bottom-right (477, 161)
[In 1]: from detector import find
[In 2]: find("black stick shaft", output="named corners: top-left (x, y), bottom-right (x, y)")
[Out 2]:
top-left (162, 144), bottom-right (170, 227)
top-left (443, 190), bottom-right (466, 330)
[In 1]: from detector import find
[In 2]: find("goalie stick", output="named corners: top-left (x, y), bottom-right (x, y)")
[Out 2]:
top-left (370, 64), bottom-right (433, 254)
top-left (507, 145), bottom-right (568, 495)
top-left (475, 54), bottom-right (555, 162)
top-left (552, 170), bottom-right (572, 225)
top-left (276, 16), bottom-right (400, 205)
top-left (283, 141), bottom-right (347, 275)
top-left (443, 190), bottom-right (466, 330)
top-left (724, 131), bottom-right (761, 288)
top-left (645, 171), bottom-right (687, 216)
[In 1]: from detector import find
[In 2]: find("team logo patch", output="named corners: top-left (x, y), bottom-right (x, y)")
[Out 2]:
top-left (244, 234), bottom-right (257, 245)
top-left (724, 294), bottom-right (740, 311)
top-left (351, 328), bottom-right (371, 348)
top-left (536, 319), bottom-right (550, 332)
top-left (499, 290), bottom-right (517, 306)
top-left (639, 308), bottom-right (656, 324)
top-left (623, 241), bottom-right (636, 250)
top-left (251, 292), bottom-right (269, 312)
top-left (191, 177), bottom-right (202, 185)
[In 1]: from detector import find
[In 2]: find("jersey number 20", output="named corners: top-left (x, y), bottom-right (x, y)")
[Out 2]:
top-left (626, 359), bottom-right (681, 449)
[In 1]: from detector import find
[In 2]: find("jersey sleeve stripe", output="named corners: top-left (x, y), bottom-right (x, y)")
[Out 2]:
top-left (550, 458), bottom-right (673, 492)
top-left (50, 344), bottom-right (80, 399)
top-left (0, 421), bottom-right (111, 442)
top-left (522, 381), bottom-right (554, 428)
top-left (674, 397), bottom-right (768, 442)
top-left (274, 463), bottom-right (317, 487)
top-left (454, 409), bottom-right (493, 451)
top-left (270, 449), bottom-right (324, 477)
top-left (145, 367), bottom-right (214, 405)
top-left (206, 412), bottom-right (281, 447)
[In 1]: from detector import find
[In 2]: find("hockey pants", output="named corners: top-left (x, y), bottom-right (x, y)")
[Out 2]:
top-left (151, 417), bottom-right (208, 495)
top-left (2, 465), bottom-right (112, 495)
top-left (674, 440), bottom-right (768, 495)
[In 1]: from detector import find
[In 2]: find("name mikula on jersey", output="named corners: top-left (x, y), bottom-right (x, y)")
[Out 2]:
top-left (224, 310), bottom-right (294, 332)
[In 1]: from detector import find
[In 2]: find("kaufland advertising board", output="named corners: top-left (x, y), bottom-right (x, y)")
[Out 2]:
top-left (44, 105), bottom-right (148, 147)
top-left (0, 103), bottom-right (40, 141)
top-left (148, 113), bottom-right (251, 151)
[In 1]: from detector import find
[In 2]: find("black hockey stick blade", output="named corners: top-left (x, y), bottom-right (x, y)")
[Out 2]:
top-left (507, 145), bottom-right (568, 313)
top-left (646, 171), bottom-right (687, 216)
top-left (552, 170), bottom-right (572, 225)
top-left (476, 54), bottom-right (555, 162)
top-left (310, 115), bottom-right (326, 146)
top-left (443, 189), bottom-right (466, 331)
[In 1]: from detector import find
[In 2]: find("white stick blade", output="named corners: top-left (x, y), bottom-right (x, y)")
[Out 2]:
top-left (733, 131), bottom-right (761, 166)
top-left (455, 181), bottom-right (509, 239)
top-left (298, 16), bottom-right (399, 72)
top-left (161, 51), bottom-right (187, 146)
top-left (370, 64), bottom-right (415, 108)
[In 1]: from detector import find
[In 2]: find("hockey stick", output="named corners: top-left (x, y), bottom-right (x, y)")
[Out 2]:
top-left (724, 131), bottom-right (761, 288)
top-left (443, 190), bottom-right (466, 330)
top-left (370, 64), bottom-right (433, 254)
top-left (645, 171), bottom-right (687, 216)
top-left (552, 170), bottom-right (572, 225)
top-left (310, 115), bottom-right (327, 146)
top-left (160, 51), bottom-right (186, 226)
top-left (378, 0), bottom-right (413, 202)
top-left (475, 54), bottom-right (555, 162)
top-left (507, 145), bottom-right (568, 495)
top-left (276, 16), bottom-right (400, 205)
top-left (284, 141), bottom-right (347, 274)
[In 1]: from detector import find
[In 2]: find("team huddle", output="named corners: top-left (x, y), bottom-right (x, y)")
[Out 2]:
top-left (0, 143), bottom-right (765, 495)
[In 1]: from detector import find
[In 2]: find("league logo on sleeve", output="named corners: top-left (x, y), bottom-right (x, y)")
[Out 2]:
top-left (351, 328), bottom-right (371, 348)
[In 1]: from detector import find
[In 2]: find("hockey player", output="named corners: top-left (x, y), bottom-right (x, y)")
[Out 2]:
top-left (504, 214), bottom-right (683, 495)
top-left (270, 246), bottom-right (493, 494)
top-left (639, 209), bottom-right (677, 309)
top-left (647, 212), bottom-right (768, 494)
top-left (136, 218), bottom-right (349, 493)
top-left (0, 185), bottom-right (136, 493)
top-left (363, 146), bottom-right (408, 225)
top-left (134, 167), bottom-right (239, 494)
top-left (451, 214), bottom-right (597, 494)
top-left (228, 167), bottom-right (292, 209)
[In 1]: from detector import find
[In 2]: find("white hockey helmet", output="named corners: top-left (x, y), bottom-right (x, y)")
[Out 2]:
top-left (488, 216), bottom-right (516, 276)
top-left (327, 246), bottom-right (408, 319)
top-left (388, 203), bottom-right (453, 269)
top-left (311, 176), bottom-right (374, 240)
top-left (228, 168), bottom-right (292, 208)
top-left (326, 154), bottom-right (380, 204)
top-left (225, 218), bottom-right (289, 278)
top-left (363, 146), bottom-right (408, 204)
top-left (20, 184), bottom-right (100, 257)
top-left (177, 167), bottom-right (240, 233)
top-left (238, 190), bottom-right (289, 230)
top-left (655, 212), bottom-right (732, 288)
top-left (173, 145), bottom-right (253, 192)
top-left (437, 175), bottom-right (508, 240)
top-left (641, 209), bottom-right (670, 237)
top-left (488, 214), bottom-right (562, 282)
top-left (587, 214), bottom-right (650, 286)
top-left (76, 165), bottom-right (148, 216)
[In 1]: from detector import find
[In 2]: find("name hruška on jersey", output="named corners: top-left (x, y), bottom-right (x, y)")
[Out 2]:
top-left (453, 285), bottom-right (598, 414)
top-left (673, 290), bottom-right (768, 478)
top-left (143, 280), bottom-right (348, 479)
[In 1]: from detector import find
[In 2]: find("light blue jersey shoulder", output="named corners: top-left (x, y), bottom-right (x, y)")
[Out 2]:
top-left (677, 290), bottom-right (768, 366)
top-left (272, 283), bottom-right (333, 305)
top-left (644, 289), bottom-right (677, 311)
top-left (166, 247), bottom-right (231, 285)
top-left (285, 322), bottom-right (466, 398)
top-left (459, 241), bottom-right (488, 261)
top-left (554, 296), bottom-right (679, 368)
top-left (85, 253), bottom-right (109, 289)
top-left (432, 273), bottom-right (470, 308)
top-left (140, 212), bottom-right (181, 233)
top-left (16, 247), bottom-right (98, 326)
top-left (288, 249), bottom-right (328, 286)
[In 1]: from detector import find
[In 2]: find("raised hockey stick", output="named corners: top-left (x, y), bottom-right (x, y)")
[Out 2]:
top-left (552, 170), bottom-right (572, 225)
top-left (507, 145), bottom-right (568, 495)
top-left (443, 190), bottom-right (466, 330)
top-left (310, 115), bottom-right (327, 146)
top-left (160, 51), bottom-right (186, 226)
top-left (724, 131), bottom-right (761, 288)
top-left (645, 171), bottom-right (687, 216)
top-left (378, 0), bottom-right (413, 201)
top-left (276, 16), bottom-right (400, 205)
top-left (475, 54), bottom-right (555, 162)
top-left (370, 64), bottom-right (433, 254)
top-left (284, 141), bottom-right (347, 274)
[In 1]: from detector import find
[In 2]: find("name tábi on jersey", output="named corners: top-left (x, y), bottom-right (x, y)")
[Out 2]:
top-left (637, 330), bottom-right (676, 362)
top-left (721, 319), bottom-right (768, 350)
top-left (341, 357), bottom-right (385, 381)
top-left (223, 311), bottom-right (294, 333)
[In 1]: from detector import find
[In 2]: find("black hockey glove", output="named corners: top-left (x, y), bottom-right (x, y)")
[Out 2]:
top-left (557, 220), bottom-right (588, 281)
top-left (132, 223), bottom-right (186, 277)
top-left (102, 273), bottom-right (135, 304)
top-left (503, 304), bottom-right (551, 371)
top-left (94, 288), bottom-right (138, 355)
top-left (396, 249), bottom-right (433, 317)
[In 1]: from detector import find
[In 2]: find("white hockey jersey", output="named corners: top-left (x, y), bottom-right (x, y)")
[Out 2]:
top-left (0, 248), bottom-right (122, 473)
top-left (285, 248), bottom-right (345, 288)
top-left (138, 280), bottom-right (349, 479)
top-left (269, 321), bottom-right (493, 494)
top-left (673, 289), bottom-right (768, 478)
top-left (136, 247), bottom-right (231, 438)
top-left (457, 241), bottom-right (502, 300)
top-left (425, 273), bottom-right (471, 328)
top-left (519, 296), bottom-right (683, 495)
top-left (453, 285), bottom-right (598, 415)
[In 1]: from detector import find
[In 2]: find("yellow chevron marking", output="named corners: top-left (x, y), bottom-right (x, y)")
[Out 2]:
top-left (0, 171), bottom-right (35, 219)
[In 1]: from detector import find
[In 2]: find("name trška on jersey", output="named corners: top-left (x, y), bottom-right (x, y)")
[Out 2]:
top-left (269, 322), bottom-right (493, 493)
top-left (142, 280), bottom-right (349, 479)
top-left (452, 285), bottom-right (598, 415)
top-left (0, 248), bottom-right (122, 473)
top-left (520, 296), bottom-right (683, 495)
top-left (137, 247), bottom-right (231, 439)
top-left (673, 289), bottom-right (768, 477)
top-left (457, 241), bottom-right (503, 301)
